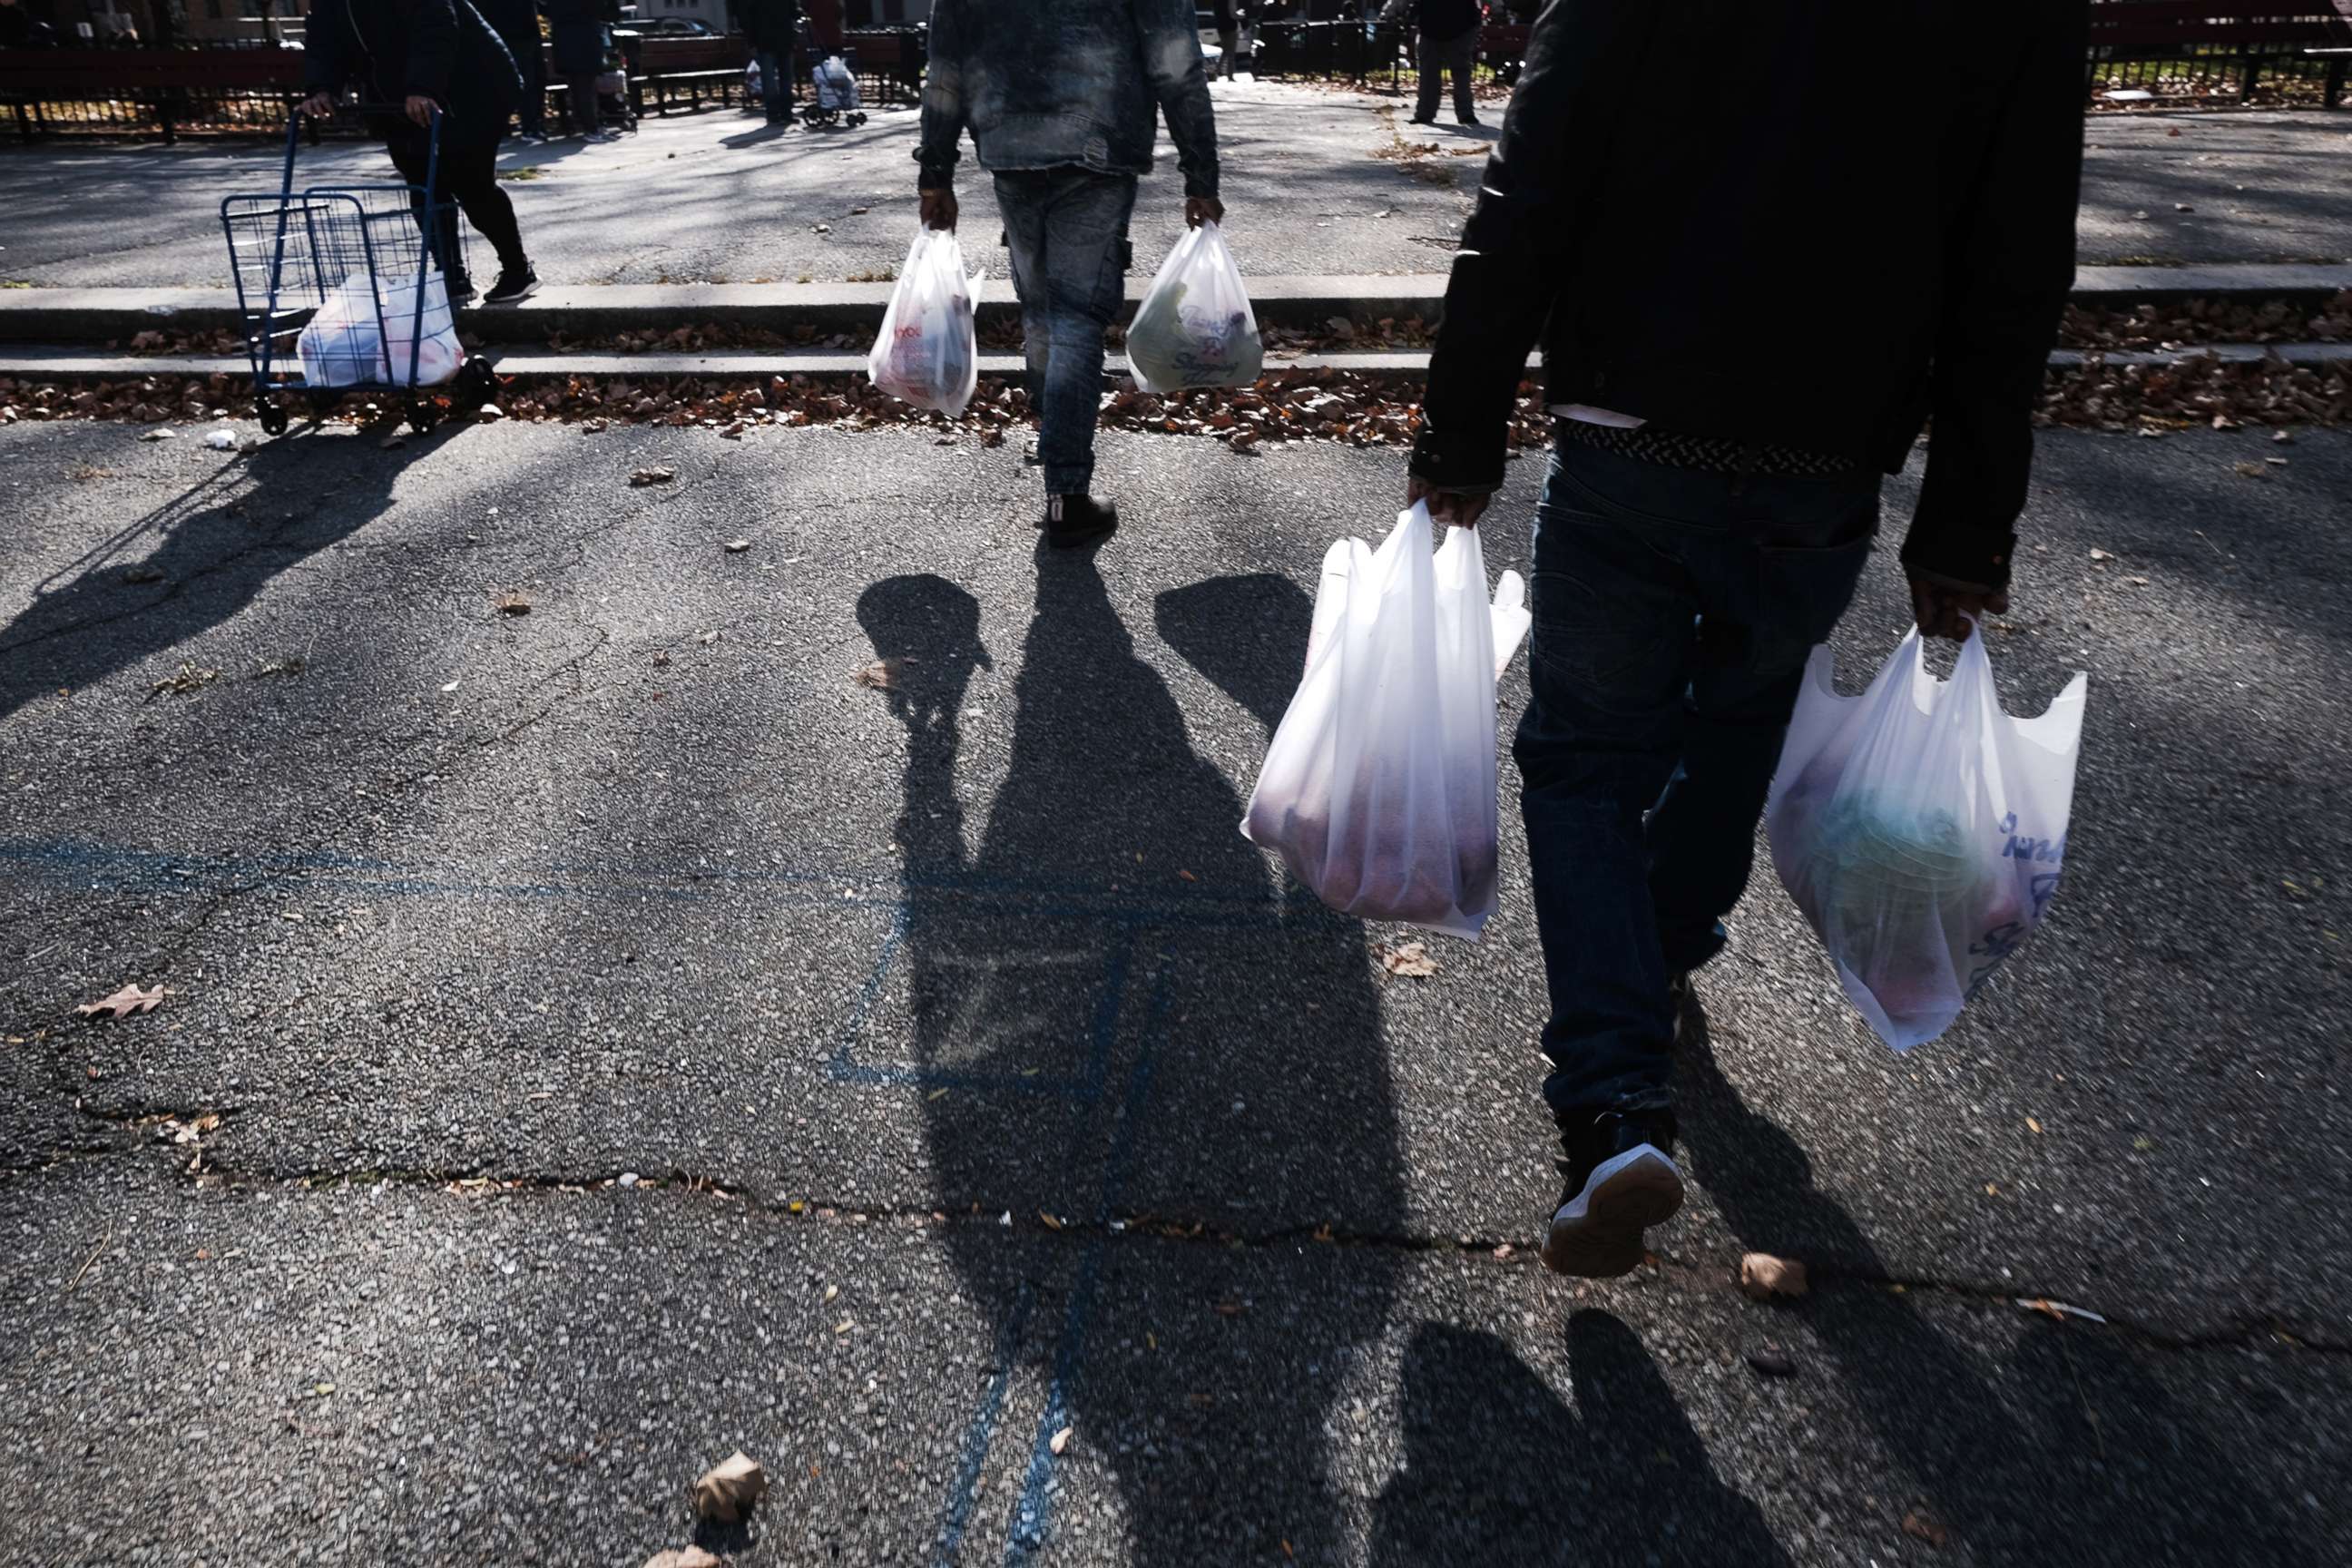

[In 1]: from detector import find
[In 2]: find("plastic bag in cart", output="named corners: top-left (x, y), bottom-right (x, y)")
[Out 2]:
top-left (1765, 625), bottom-right (2087, 1050)
top-left (867, 228), bottom-right (983, 416)
top-left (296, 270), bottom-right (458, 389)
top-left (814, 54), bottom-right (858, 112)
top-left (1125, 220), bottom-right (1262, 395)
top-left (1242, 504), bottom-right (1531, 940)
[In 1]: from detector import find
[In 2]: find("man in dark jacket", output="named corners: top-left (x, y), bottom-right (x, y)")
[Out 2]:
top-left (1406, 1), bottom-right (2086, 1277)
top-left (301, 0), bottom-right (541, 305)
top-left (741, 0), bottom-right (799, 126)
top-left (916, 0), bottom-right (1222, 548)
top-left (1381, 0), bottom-right (1483, 127)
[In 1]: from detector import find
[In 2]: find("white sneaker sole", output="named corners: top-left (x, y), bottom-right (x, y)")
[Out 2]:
top-left (1542, 1145), bottom-right (1685, 1279)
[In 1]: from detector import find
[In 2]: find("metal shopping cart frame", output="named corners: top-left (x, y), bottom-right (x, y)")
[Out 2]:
top-left (220, 106), bottom-right (497, 437)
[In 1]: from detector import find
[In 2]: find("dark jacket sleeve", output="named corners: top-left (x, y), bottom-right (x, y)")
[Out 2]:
top-left (916, 0), bottom-right (965, 188)
top-left (1135, 0), bottom-right (1220, 201)
top-left (1902, 3), bottom-right (2087, 593)
top-left (404, 0), bottom-right (462, 103)
top-left (301, 0), bottom-right (355, 93)
top-left (1409, 0), bottom-right (1651, 492)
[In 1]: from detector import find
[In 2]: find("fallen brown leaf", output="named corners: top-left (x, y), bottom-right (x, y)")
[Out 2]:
top-left (1903, 1507), bottom-right (1950, 1547)
top-left (1377, 941), bottom-right (1438, 979)
top-left (76, 984), bottom-right (165, 1020)
top-left (630, 465), bottom-right (678, 487)
top-left (493, 591), bottom-right (532, 616)
top-left (1049, 1426), bottom-right (1073, 1456)
top-left (2233, 461), bottom-right (2269, 479)
top-left (1745, 1343), bottom-right (1798, 1377)
top-left (691, 1450), bottom-right (768, 1523)
top-left (1739, 1252), bottom-right (1809, 1301)
top-left (642, 1549), bottom-right (725, 1568)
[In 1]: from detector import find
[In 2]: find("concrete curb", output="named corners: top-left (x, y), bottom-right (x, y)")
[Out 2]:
top-left (6, 342), bottom-right (2346, 388)
top-left (3, 263), bottom-right (2345, 346)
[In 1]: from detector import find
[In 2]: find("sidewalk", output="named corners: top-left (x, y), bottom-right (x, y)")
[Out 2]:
top-left (2, 413), bottom-right (2347, 1563)
top-left (1, 89), bottom-right (2345, 298)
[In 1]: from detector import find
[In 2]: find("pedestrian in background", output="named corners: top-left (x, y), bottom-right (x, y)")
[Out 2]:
top-left (916, 0), bottom-right (1224, 549)
top-left (544, 0), bottom-right (612, 140)
top-left (481, 0), bottom-right (549, 142)
top-left (299, 0), bottom-right (542, 306)
top-left (1405, 0), bottom-right (2086, 1277)
top-left (1381, 0), bottom-right (1484, 128)
top-left (1212, 0), bottom-right (1250, 79)
top-left (742, 0), bottom-right (800, 126)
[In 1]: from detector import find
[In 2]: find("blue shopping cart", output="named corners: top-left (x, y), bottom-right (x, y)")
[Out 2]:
top-left (220, 108), bottom-right (498, 437)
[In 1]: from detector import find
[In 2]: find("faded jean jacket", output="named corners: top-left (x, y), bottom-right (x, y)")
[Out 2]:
top-left (916, 0), bottom-right (1220, 200)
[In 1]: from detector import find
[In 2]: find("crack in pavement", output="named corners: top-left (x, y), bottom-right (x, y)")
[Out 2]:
top-left (14, 1141), bottom-right (2344, 1358)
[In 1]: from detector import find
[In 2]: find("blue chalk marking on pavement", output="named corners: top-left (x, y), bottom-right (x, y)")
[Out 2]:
top-left (933, 1281), bottom-right (1038, 1568)
top-left (1003, 977), bottom-right (1167, 1567)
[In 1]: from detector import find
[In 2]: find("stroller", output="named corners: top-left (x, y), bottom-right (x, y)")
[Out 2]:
top-left (805, 51), bottom-right (866, 128)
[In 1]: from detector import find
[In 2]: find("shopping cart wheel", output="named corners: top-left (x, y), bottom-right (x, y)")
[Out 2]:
top-left (455, 356), bottom-right (497, 407)
top-left (257, 400), bottom-right (290, 437)
top-left (407, 399), bottom-right (442, 436)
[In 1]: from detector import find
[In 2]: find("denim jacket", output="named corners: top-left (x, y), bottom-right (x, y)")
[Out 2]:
top-left (917, 0), bottom-right (1220, 200)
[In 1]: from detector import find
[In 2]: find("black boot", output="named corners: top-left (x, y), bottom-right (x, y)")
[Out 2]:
top-left (1043, 494), bottom-right (1117, 549)
top-left (483, 263), bottom-right (540, 306)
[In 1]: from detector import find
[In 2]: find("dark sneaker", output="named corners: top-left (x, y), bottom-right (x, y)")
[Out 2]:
top-left (1043, 494), bottom-right (1117, 549)
top-left (1542, 1109), bottom-right (1683, 1279)
top-left (1459, 115), bottom-right (1485, 128)
top-left (1408, 113), bottom-right (1437, 126)
top-left (483, 266), bottom-right (540, 306)
top-left (444, 270), bottom-right (477, 306)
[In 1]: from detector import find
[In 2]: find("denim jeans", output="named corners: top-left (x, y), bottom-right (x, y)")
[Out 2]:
top-left (994, 167), bottom-right (1137, 497)
top-left (756, 47), bottom-right (793, 121)
top-left (1517, 437), bottom-right (1880, 1122)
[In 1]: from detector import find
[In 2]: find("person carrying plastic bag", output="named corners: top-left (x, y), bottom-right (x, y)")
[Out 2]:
top-left (867, 226), bottom-right (983, 418)
top-left (1126, 221), bottom-right (1263, 395)
top-left (913, 0), bottom-right (1224, 547)
top-left (1241, 502), bottom-right (1530, 939)
top-left (1768, 624), bottom-right (2086, 1051)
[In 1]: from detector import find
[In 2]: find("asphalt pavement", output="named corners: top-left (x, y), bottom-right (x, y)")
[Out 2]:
top-left (2, 417), bottom-right (2347, 1564)
top-left (1, 93), bottom-right (2346, 294)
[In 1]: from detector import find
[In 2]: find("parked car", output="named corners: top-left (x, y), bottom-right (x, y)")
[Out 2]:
top-left (632, 17), bottom-right (716, 37)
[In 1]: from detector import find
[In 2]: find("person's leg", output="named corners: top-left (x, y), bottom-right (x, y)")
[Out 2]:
top-left (994, 169), bottom-right (1055, 451)
top-left (441, 136), bottom-right (529, 279)
top-left (518, 52), bottom-right (546, 137)
top-left (1518, 442), bottom-right (1707, 1127)
top-left (1647, 469), bottom-right (1880, 975)
top-left (1413, 31), bottom-right (1443, 121)
top-left (381, 129), bottom-right (471, 294)
top-left (758, 46), bottom-right (792, 121)
top-left (1217, 24), bottom-right (1240, 77)
top-left (1030, 170), bottom-right (1135, 504)
top-left (567, 71), bottom-right (600, 134)
top-left (1448, 29), bottom-right (1480, 122)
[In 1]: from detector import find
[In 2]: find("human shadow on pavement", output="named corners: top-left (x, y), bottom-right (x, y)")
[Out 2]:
top-left (0, 433), bottom-right (403, 725)
top-left (1370, 1316), bottom-right (1789, 1567)
top-left (859, 561), bottom-right (1402, 1564)
top-left (1675, 999), bottom-right (2318, 1564)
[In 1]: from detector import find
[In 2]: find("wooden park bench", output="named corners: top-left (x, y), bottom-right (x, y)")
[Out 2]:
top-left (2086, 0), bottom-right (2352, 105)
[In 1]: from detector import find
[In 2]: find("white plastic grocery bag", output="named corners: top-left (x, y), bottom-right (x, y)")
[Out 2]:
top-left (295, 270), bottom-right (458, 389)
top-left (1242, 504), bottom-right (1531, 939)
top-left (1126, 220), bottom-right (1263, 395)
top-left (377, 270), bottom-right (461, 387)
top-left (1765, 626), bottom-right (2087, 1050)
top-left (867, 227), bottom-right (983, 416)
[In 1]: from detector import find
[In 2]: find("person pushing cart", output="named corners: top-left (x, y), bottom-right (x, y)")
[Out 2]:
top-left (299, 0), bottom-right (542, 307)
